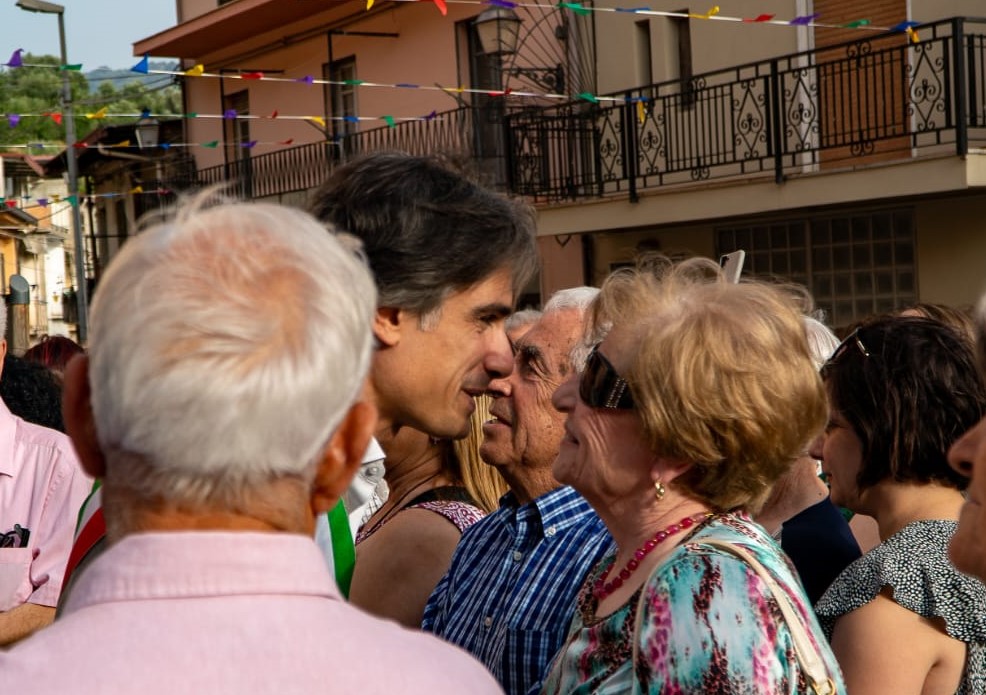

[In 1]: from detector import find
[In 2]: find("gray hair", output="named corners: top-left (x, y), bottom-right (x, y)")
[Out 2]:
top-left (804, 316), bottom-right (840, 372)
top-left (544, 286), bottom-right (600, 371)
top-left (505, 309), bottom-right (542, 336)
top-left (88, 194), bottom-right (377, 512)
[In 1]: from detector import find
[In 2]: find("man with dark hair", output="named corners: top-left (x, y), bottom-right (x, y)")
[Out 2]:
top-left (309, 152), bottom-right (539, 594)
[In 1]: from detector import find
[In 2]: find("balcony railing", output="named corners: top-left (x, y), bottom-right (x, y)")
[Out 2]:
top-left (505, 17), bottom-right (986, 202)
top-left (167, 105), bottom-right (509, 200)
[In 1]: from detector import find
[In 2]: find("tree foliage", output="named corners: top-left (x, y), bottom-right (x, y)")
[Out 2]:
top-left (0, 53), bottom-right (181, 150)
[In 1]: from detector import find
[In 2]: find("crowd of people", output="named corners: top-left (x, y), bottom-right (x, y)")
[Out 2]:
top-left (1, 151), bottom-right (986, 694)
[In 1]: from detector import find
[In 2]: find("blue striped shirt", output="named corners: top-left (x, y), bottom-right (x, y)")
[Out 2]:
top-left (422, 486), bottom-right (612, 695)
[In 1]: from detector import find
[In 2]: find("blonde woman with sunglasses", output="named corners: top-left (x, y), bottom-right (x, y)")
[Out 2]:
top-left (541, 258), bottom-right (842, 694)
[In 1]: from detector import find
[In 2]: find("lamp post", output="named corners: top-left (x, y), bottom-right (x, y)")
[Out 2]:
top-left (473, 7), bottom-right (566, 93)
top-left (17, 0), bottom-right (89, 343)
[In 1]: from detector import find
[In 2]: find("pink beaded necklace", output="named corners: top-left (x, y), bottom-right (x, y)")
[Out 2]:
top-left (593, 512), bottom-right (713, 601)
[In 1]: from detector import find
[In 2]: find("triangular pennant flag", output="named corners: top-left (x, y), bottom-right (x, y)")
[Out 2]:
top-left (5, 49), bottom-right (23, 68)
top-left (424, 110), bottom-right (437, 121)
top-left (891, 20), bottom-right (921, 33)
top-left (577, 92), bottom-right (600, 103)
top-left (296, 75), bottom-right (315, 85)
top-left (7, 114), bottom-right (20, 128)
top-left (343, 79), bottom-right (365, 86)
top-left (789, 13), bottom-right (820, 26)
top-left (278, 138), bottom-right (294, 145)
top-left (241, 71), bottom-right (264, 80)
top-left (224, 109), bottom-right (237, 119)
top-left (202, 140), bottom-right (219, 148)
top-left (60, 63), bottom-right (83, 71)
top-left (140, 108), bottom-right (152, 119)
top-left (383, 115), bottom-right (396, 127)
top-left (842, 19), bottom-right (870, 28)
top-left (367, 0), bottom-right (374, 8)
top-left (72, 142), bottom-right (87, 149)
top-left (65, 195), bottom-right (78, 206)
top-left (343, 116), bottom-right (360, 123)
top-left (184, 112), bottom-right (198, 118)
top-left (268, 110), bottom-right (279, 119)
top-left (431, 0), bottom-right (448, 15)
top-left (185, 64), bottom-right (205, 76)
top-left (690, 5), bottom-right (719, 19)
top-left (309, 116), bottom-right (326, 127)
top-left (114, 140), bottom-right (130, 148)
top-left (132, 54), bottom-right (149, 74)
top-left (487, 0), bottom-right (517, 7)
top-left (86, 107), bottom-right (108, 120)
top-left (743, 14), bottom-right (774, 22)
top-left (36, 198), bottom-right (48, 207)
top-left (51, 194), bottom-right (61, 203)
top-left (5, 200), bottom-right (16, 209)
top-left (558, 2), bottom-right (591, 16)
top-left (907, 26), bottom-right (920, 43)
top-left (49, 113), bottom-right (63, 125)
top-left (637, 100), bottom-right (646, 124)
top-left (396, 83), bottom-right (419, 89)
top-left (241, 140), bottom-right (258, 148)
top-left (160, 142), bottom-right (171, 149)
top-left (130, 185), bottom-right (144, 194)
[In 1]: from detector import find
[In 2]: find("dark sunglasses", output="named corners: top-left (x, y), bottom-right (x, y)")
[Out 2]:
top-left (579, 347), bottom-right (635, 409)
top-left (825, 326), bottom-right (871, 368)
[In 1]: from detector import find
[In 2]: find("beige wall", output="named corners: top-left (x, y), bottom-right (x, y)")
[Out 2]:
top-left (912, 1), bottom-right (986, 22)
top-left (181, 2), bottom-right (492, 168)
top-left (593, 0), bottom-right (803, 95)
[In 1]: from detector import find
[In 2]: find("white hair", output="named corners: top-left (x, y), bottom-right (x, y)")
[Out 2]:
top-left (544, 286), bottom-right (600, 371)
top-left (88, 194), bottom-right (377, 509)
top-left (804, 316), bottom-right (840, 371)
top-left (505, 308), bottom-right (542, 336)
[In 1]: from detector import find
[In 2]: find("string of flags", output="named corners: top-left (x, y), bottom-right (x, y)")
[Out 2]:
top-left (1, 185), bottom-right (179, 217)
top-left (1, 6), bottom-right (923, 107)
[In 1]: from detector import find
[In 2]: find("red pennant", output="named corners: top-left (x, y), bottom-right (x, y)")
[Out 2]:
top-left (428, 0), bottom-right (447, 14)
top-left (278, 138), bottom-right (294, 145)
top-left (241, 71), bottom-right (264, 80)
top-left (743, 14), bottom-right (775, 22)
top-left (49, 112), bottom-right (63, 125)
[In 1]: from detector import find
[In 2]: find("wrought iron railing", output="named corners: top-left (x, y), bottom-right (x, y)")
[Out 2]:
top-left (505, 17), bottom-right (986, 202)
top-left (166, 105), bottom-right (509, 199)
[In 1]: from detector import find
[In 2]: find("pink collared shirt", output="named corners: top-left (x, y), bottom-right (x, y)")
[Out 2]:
top-left (1, 531), bottom-right (504, 694)
top-left (0, 400), bottom-right (90, 610)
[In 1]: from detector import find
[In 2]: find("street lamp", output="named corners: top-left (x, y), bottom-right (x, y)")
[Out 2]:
top-left (17, 0), bottom-right (89, 343)
top-left (473, 7), bottom-right (566, 93)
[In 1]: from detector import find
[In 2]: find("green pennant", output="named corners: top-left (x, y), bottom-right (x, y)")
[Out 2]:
top-left (65, 194), bottom-right (78, 206)
top-left (842, 19), bottom-right (871, 28)
top-left (184, 112), bottom-right (198, 119)
top-left (577, 92), bottom-right (600, 103)
top-left (202, 140), bottom-right (219, 148)
top-left (383, 115), bottom-right (396, 128)
top-left (343, 79), bottom-right (365, 86)
top-left (558, 2), bottom-right (591, 15)
top-left (60, 64), bottom-right (83, 71)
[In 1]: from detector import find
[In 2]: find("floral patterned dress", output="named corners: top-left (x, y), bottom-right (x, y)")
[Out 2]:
top-left (540, 513), bottom-right (844, 695)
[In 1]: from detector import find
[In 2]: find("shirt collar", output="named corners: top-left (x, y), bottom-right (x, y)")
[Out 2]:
top-left (64, 531), bottom-right (340, 614)
top-left (0, 400), bottom-right (20, 478)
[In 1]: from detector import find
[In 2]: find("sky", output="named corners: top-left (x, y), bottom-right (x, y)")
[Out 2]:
top-left (0, 0), bottom-right (177, 71)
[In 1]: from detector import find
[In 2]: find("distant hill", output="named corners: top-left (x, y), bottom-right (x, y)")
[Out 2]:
top-left (85, 62), bottom-right (179, 93)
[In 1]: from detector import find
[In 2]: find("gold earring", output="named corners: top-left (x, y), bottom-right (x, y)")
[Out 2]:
top-left (654, 480), bottom-right (666, 502)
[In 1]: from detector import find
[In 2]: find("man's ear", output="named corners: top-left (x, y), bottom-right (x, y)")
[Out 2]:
top-left (62, 354), bottom-right (107, 479)
top-left (373, 306), bottom-right (406, 349)
top-left (310, 400), bottom-right (379, 516)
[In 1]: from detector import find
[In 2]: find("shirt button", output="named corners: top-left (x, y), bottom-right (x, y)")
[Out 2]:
top-left (483, 616), bottom-right (493, 627)
top-left (512, 550), bottom-right (523, 562)
top-left (545, 526), bottom-right (557, 537)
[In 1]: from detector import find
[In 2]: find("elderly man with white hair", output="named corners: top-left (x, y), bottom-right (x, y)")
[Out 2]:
top-left (0, 197), bottom-right (501, 694)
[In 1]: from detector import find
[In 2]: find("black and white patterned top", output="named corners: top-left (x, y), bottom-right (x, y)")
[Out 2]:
top-left (815, 519), bottom-right (986, 695)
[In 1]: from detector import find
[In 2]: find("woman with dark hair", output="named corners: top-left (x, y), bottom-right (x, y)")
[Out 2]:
top-left (812, 316), bottom-right (986, 694)
top-left (22, 335), bottom-right (84, 381)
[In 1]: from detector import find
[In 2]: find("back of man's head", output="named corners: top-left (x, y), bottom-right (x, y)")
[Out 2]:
top-left (309, 152), bottom-right (538, 316)
top-left (85, 195), bottom-right (377, 516)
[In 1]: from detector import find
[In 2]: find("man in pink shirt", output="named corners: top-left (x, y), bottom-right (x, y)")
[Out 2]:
top-left (0, 306), bottom-right (90, 646)
top-left (0, 197), bottom-right (502, 694)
